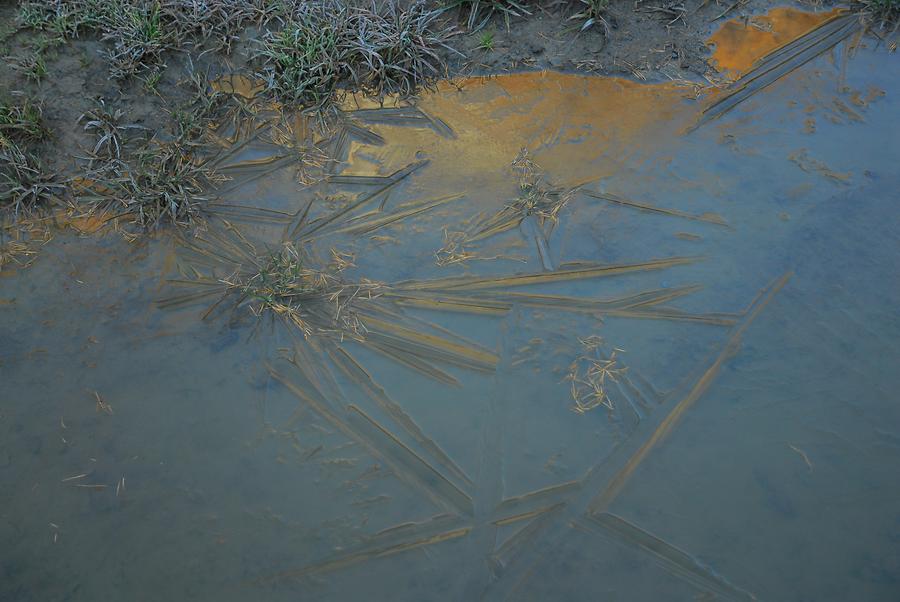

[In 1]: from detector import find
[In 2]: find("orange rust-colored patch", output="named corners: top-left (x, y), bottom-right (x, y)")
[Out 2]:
top-left (707, 7), bottom-right (843, 79)
top-left (340, 71), bottom-right (698, 192)
top-left (65, 213), bottom-right (111, 234)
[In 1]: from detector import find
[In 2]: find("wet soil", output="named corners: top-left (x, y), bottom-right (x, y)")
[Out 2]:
top-left (444, 0), bottom-right (837, 79)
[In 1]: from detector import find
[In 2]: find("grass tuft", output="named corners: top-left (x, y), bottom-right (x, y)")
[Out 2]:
top-left (231, 242), bottom-right (377, 337)
top-left (0, 98), bottom-right (64, 218)
top-left (81, 141), bottom-right (223, 230)
top-left (0, 98), bottom-right (48, 143)
top-left (855, 0), bottom-right (900, 27)
top-left (15, 0), bottom-right (275, 78)
top-left (12, 51), bottom-right (49, 81)
top-left (167, 232), bottom-right (383, 339)
top-left (78, 98), bottom-right (148, 161)
top-left (0, 137), bottom-right (66, 218)
top-left (477, 30), bottom-right (495, 51)
top-left (256, 1), bottom-right (453, 110)
top-left (569, 0), bottom-right (611, 34)
top-left (442, 0), bottom-right (531, 31)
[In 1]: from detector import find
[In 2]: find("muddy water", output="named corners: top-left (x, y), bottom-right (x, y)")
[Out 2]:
top-left (2, 14), bottom-right (899, 602)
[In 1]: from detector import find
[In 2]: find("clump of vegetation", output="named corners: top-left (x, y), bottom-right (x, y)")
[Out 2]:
top-left (228, 243), bottom-right (378, 337)
top-left (565, 335), bottom-right (626, 415)
top-left (79, 141), bottom-right (223, 230)
top-left (73, 70), bottom-right (255, 231)
top-left (0, 98), bottom-right (48, 142)
top-left (256, 1), bottom-right (453, 110)
top-left (16, 0), bottom-right (453, 94)
top-left (477, 30), bottom-right (495, 51)
top-left (856, 0), bottom-right (900, 27)
top-left (0, 138), bottom-right (66, 218)
top-left (569, 0), bottom-right (611, 34)
top-left (11, 51), bottom-right (49, 81)
top-left (508, 148), bottom-right (575, 223)
top-left (0, 98), bottom-right (65, 218)
top-left (436, 148), bottom-right (575, 266)
top-left (100, 2), bottom-right (174, 78)
top-left (78, 98), bottom-right (147, 161)
top-left (163, 230), bottom-right (383, 339)
top-left (442, 0), bottom-right (530, 31)
top-left (16, 0), bottom-right (273, 78)
top-left (0, 20), bottom-right (15, 55)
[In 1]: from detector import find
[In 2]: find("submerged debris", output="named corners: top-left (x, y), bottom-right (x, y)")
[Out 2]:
top-left (436, 149), bottom-right (576, 266)
top-left (163, 229), bottom-right (384, 339)
top-left (565, 336), bottom-right (627, 414)
top-left (226, 242), bottom-right (383, 338)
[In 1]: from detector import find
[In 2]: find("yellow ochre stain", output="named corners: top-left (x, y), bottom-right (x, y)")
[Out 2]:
top-left (707, 7), bottom-right (843, 78)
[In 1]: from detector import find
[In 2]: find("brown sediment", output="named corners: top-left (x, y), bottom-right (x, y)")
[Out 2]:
top-left (707, 8), bottom-right (844, 79)
top-left (788, 149), bottom-right (852, 183)
top-left (342, 9), bottom-right (847, 193)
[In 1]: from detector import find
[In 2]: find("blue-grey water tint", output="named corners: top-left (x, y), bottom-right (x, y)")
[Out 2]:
top-left (1, 31), bottom-right (898, 602)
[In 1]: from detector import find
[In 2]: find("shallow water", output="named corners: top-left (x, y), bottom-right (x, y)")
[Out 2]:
top-left (2, 13), bottom-right (899, 602)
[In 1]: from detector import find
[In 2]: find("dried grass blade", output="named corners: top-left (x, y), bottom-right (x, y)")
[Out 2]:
top-left (332, 193), bottom-right (464, 235)
top-left (579, 512), bottom-right (757, 601)
top-left (344, 121), bottom-right (386, 146)
top-left (582, 191), bottom-right (728, 226)
top-left (259, 515), bottom-right (470, 582)
top-left (157, 288), bottom-right (224, 309)
top-left (270, 366), bottom-right (466, 513)
top-left (387, 292), bottom-right (512, 316)
top-left (588, 271), bottom-right (792, 513)
top-left (346, 404), bottom-right (474, 516)
top-left (606, 307), bottom-right (737, 325)
top-left (360, 315), bottom-right (498, 372)
top-left (397, 257), bottom-right (702, 292)
top-left (490, 504), bottom-right (566, 575)
top-left (302, 160), bottom-right (428, 238)
top-left (493, 480), bottom-right (582, 522)
top-left (359, 338), bottom-right (461, 386)
top-left (216, 155), bottom-right (295, 196)
top-left (327, 345), bottom-right (473, 487)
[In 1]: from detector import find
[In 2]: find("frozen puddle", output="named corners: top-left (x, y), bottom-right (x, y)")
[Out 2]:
top-left (1, 10), bottom-right (898, 601)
